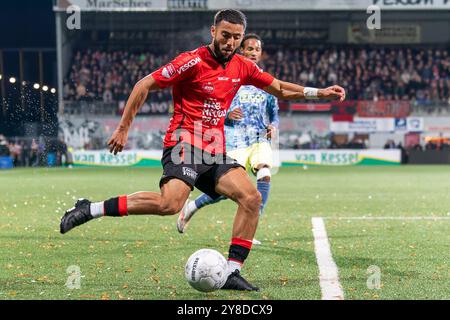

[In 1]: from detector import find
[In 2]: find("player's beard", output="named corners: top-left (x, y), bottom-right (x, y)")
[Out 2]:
top-left (213, 39), bottom-right (237, 64)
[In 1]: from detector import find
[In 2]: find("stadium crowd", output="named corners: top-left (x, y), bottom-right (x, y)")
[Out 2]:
top-left (263, 47), bottom-right (450, 104)
top-left (64, 50), bottom-right (172, 104)
top-left (64, 47), bottom-right (450, 105)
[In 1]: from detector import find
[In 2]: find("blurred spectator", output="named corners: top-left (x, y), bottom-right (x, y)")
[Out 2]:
top-left (410, 143), bottom-right (423, 151)
top-left (297, 132), bottom-right (313, 149)
top-left (9, 141), bottom-right (22, 167)
top-left (0, 136), bottom-right (10, 157)
top-left (425, 140), bottom-right (438, 150)
top-left (396, 142), bottom-right (407, 163)
top-left (56, 139), bottom-right (72, 167)
top-left (30, 139), bottom-right (39, 167)
top-left (347, 137), bottom-right (367, 149)
top-left (384, 139), bottom-right (397, 149)
top-left (21, 141), bottom-right (31, 167)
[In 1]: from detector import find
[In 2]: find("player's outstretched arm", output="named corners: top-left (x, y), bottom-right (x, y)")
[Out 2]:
top-left (108, 75), bottom-right (160, 155)
top-left (263, 79), bottom-right (346, 102)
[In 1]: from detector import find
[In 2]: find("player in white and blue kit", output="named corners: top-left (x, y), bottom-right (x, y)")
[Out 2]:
top-left (177, 34), bottom-right (279, 244)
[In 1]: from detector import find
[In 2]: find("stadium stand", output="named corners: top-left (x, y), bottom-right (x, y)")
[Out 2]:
top-left (64, 50), bottom-right (173, 104)
top-left (2, 5), bottom-right (450, 167)
top-left (64, 47), bottom-right (450, 106)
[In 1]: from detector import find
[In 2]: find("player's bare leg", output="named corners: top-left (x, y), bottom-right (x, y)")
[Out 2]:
top-left (60, 179), bottom-right (191, 234)
top-left (214, 167), bottom-right (262, 291)
top-left (127, 179), bottom-right (191, 216)
top-left (216, 168), bottom-right (261, 241)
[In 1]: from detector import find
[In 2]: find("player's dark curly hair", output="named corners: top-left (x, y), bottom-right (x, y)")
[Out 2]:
top-left (214, 9), bottom-right (247, 30)
top-left (241, 33), bottom-right (263, 49)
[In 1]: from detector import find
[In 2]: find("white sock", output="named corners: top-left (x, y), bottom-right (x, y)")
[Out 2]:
top-left (186, 200), bottom-right (199, 217)
top-left (227, 260), bottom-right (242, 275)
top-left (90, 202), bottom-right (104, 219)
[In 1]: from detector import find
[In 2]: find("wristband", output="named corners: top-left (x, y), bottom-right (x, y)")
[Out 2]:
top-left (304, 87), bottom-right (319, 99)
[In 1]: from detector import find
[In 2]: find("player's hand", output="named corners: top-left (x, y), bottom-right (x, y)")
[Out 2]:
top-left (318, 85), bottom-right (346, 102)
top-left (228, 108), bottom-right (244, 120)
top-left (266, 125), bottom-right (277, 140)
top-left (108, 127), bottom-right (129, 155)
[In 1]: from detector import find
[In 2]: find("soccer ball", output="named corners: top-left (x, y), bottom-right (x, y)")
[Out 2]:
top-left (185, 249), bottom-right (228, 292)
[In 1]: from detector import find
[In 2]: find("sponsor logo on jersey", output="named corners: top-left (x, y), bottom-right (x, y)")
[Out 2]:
top-left (182, 167), bottom-right (198, 180)
top-left (177, 57), bottom-right (202, 75)
top-left (218, 77), bottom-right (229, 81)
top-left (203, 99), bottom-right (222, 111)
top-left (162, 64), bottom-right (175, 79)
top-left (203, 99), bottom-right (226, 126)
top-left (202, 82), bottom-right (215, 94)
top-left (232, 78), bottom-right (241, 83)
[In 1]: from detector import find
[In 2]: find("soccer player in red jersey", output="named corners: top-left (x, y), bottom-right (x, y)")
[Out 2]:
top-left (60, 9), bottom-right (346, 291)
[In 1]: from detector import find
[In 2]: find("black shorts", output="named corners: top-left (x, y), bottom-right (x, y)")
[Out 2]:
top-left (160, 144), bottom-right (244, 200)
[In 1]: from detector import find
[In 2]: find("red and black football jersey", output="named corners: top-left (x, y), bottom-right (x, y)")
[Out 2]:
top-left (151, 46), bottom-right (274, 153)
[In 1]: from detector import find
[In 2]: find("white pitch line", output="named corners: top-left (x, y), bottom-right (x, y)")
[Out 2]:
top-left (312, 217), bottom-right (344, 300)
top-left (323, 216), bottom-right (450, 221)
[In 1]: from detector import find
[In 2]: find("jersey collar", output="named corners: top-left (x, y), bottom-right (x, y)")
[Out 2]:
top-left (205, 45), bottom-right (237, 69)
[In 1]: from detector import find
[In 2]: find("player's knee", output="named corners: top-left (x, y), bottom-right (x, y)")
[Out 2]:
top-left (241, 191), bottom-right (261, 215)
top-left (254, 191), bottom-right (263, 206)
top-left (159, 201), bottom-right (183, 216)
top-left (250, 191), bottom-right (262, 213)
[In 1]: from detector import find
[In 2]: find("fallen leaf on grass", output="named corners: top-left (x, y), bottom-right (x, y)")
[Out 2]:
top-left (280, 276), bottom-right (288, 286)
top-left (150, 276), bottom-right (160, 284)
top-left (134, 241), bottom-right (144, 248)
top-left (101, 293), bottom-right (110, 300)
top-left (36, 276), bottom-right (51, 283)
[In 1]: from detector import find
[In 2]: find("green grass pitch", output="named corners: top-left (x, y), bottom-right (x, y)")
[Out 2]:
top-left (0, 166), bottom-right (449, 300)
